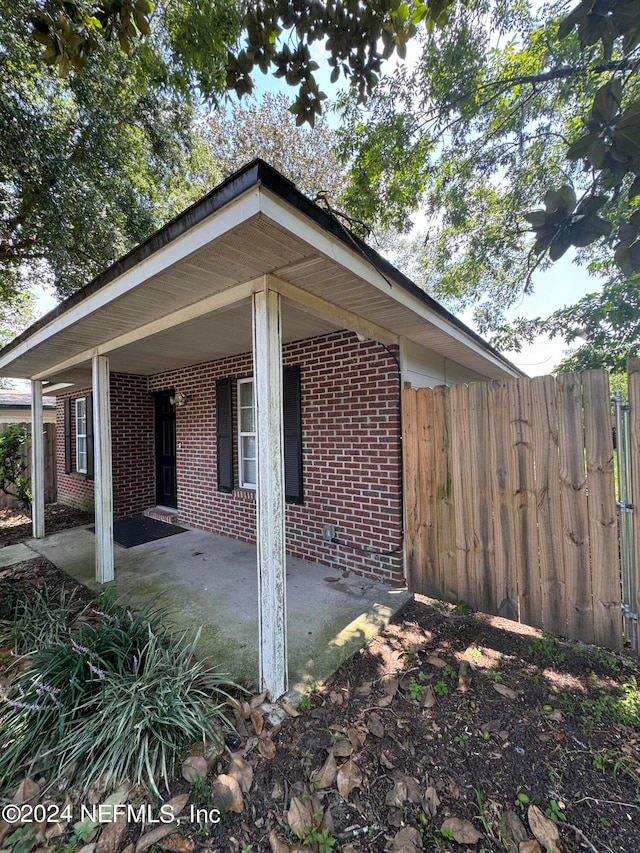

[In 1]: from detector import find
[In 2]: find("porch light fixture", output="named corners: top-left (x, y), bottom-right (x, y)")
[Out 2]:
top-left (170, 391), bottom-right (188, 407)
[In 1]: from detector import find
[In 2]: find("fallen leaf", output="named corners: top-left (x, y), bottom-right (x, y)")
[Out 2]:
top-left (493, 683), bottom-right (520, 700)
top-left (12, 778), bottom-right (40, 806)
top-left (347, 727), bottom-right (367, 749)
top-left (527, 806), bottom-right (560, 853)
top-left (480, 719), bottom-right (502, 734)
top-left (211, 774), bottom-right (243, 814)
top-left (356, 682), bottom-right (373, 697)
top-left (257, 737), bottom-right (276, 759)
top-left (227, 753), bottom-right (253, 794)
top-left (427, 655), bottom-right (447, 669)
top-left (367, 712), bottom-right (385, 738)
top-left (181, 756), bottom-right (208, 783)
top-left (333, 740), bottom-right (353, 758)
top-left (250, 691), bottom-right (268, 708)
top-left (336, 758), bottom-right (362, 799)
top-left (135, 825), bottom-right (178, 853)
top-left (312, 752), bottom-right (338, 789)
top-left (385, 780), bottom-right (408, 808)
top-left (377, 694), bottom-right (393, 707)
top-left (440, 818), bottom-right (482, 845)
top-left (458, 660), bottom-right (473, 692)
top-left (389, 826), bottom-right (423, 852)
top-left (279, 700), bottom-right (300, 717)
top-left (286, 796), bottom-right (315, 840)
top-left (381, 675), bottom-right (399, 695)
top-left (250, 709), bottom-right (264, 735)
top-left (157, 835), bottom-right (194, 853)
top-left (546, 709), bottom-right (563, 722)
top-left (503, 810), bottom-right (528, 846)
top-left (423, 786), bottom-right (440, 817)
top-left (165, 794), bottom-right (190, 817)
top-left (518, 842), bottom-right (542, 853)
top-left (445, 777), bottom-right (460, 799)
top-left (329, 690), bottom-right (343, 706)
top-left (380, 752), bottom-right (395, 770)
top-left (422, 685), bottom-right (436, 708)
top-left (269, 829), bottom-right (292, 853)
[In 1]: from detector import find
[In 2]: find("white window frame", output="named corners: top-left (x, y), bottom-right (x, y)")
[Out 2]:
top-left (75, 397), bottom-right (87, 474)
top-left (237, 377), bottom-right (256, 489)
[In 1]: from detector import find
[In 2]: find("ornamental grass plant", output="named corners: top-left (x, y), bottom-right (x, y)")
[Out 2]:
top-left (0, 589), bottom-right (234, 796)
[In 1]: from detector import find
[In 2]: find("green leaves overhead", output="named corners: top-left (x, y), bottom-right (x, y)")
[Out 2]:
top-left (30, 1), bottom-right (156, 75)
top-left (1, 1), bottom-right (239, 307)
top-left (525, 186), bottom-right (611, 261)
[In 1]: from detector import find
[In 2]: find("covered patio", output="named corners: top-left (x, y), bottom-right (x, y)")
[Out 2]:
top-left (20, 523), bottom-right (410, 696)
top-left (0, 160), bottom-right (519, 699)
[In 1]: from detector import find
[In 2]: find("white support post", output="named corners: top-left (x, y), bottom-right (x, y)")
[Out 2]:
top-left (30, 380), bottom-right (45, 539)
top-left (253, 283), bottom-right (288, 697)
top-left (92, 355), bottom-right (114, 583)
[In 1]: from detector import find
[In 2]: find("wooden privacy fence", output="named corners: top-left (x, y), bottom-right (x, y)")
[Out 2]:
top-left (0, 422), bottom-right (57, 510)
top-left (402, 367), bottom-right (640, 652)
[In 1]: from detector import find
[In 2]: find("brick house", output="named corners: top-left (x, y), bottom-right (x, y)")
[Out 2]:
top-left (0, 160), bottom-right (521, 694)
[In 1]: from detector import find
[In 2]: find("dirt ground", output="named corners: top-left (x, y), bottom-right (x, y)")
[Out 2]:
top-left (0, 504), bottom-right (94, 549)
top-left (1, 540), bottom-right (640, 851)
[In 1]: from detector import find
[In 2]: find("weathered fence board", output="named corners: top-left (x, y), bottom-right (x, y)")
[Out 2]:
top-left (0, 422), bottom-right (57, 510)
top-left (628, 359), bottom-right (640, 652)
top-left (557, 373), bottom-right (594, 644)
top-left (531, 375), bottom-right (567, 638)
top-left (489, 380), bottom-right (518, 621)
top-left (583, 370), bottom-right (621, 650)
top-left (509, 378), bottom-right (542, 629)
top-left (403, 367), bottom-right (626, 653)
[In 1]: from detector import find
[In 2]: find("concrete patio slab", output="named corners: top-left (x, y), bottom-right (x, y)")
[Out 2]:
top-left (23, 524), bottom-right (411, 698)
top-left (0, 543), bottom-right (37, 567)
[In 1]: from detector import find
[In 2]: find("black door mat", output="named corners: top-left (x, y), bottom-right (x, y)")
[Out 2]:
top-left (88, 516), bottom-right (187, 548)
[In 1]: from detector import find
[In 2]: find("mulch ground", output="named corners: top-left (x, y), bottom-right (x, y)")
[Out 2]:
top-left (1, 520), bottom-right (639, 852)
top-left (0, 504), bottom-right (94, 549)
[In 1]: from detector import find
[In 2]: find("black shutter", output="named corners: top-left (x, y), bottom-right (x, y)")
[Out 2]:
top-left (216, 378), bottom-right (234, 493)
top-left (283, 365), bottom-right (303, 504)
top-left (64, 398), bottom-right (72, 474)
top-left (85, 392), bottom-right (94, 481)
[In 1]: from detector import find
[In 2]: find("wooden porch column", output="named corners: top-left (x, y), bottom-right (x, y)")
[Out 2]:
top-left (30, 380), bottom-right (45, 539)
top-left (92, 355), bottom-right (114, 583)
top-left (253, 283), bottom-right (288, 697)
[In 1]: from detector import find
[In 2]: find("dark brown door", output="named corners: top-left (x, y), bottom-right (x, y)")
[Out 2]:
top-left (154, 391), bottom-right (177, 508)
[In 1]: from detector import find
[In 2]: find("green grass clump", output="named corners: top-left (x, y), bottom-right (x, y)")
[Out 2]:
top-left (0, 592), bottom-right (234, 796)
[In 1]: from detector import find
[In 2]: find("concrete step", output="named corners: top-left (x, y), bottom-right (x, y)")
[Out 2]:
top-left (143, 506), bottom-right (178, 525)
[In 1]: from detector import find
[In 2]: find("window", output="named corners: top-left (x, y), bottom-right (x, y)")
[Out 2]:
top-left (238, 378), bottom-right (256, 488)
top-left (75, 397), bottom-right (87, 473)
top-left (217, 369), bottom-right (302, 501)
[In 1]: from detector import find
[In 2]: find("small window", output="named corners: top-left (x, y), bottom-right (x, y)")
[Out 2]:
top-left (238, 378), bottom-right (256, 488)
top-left (75, 397), bottom-right (87, 474)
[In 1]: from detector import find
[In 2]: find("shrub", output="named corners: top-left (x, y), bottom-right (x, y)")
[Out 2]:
top-left (0, 424), bottom-right (31, 510)
top-left (0, 596), bottom-right (234, 796)
top-left (0, 585), bottom-right (84, 655)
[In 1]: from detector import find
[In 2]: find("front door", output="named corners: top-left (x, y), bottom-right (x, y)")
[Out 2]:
top-left (155, 391), bottom-right (177, 508)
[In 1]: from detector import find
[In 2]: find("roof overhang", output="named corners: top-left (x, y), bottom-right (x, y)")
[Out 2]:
top-left (0, 160), bottom-right (523, 389)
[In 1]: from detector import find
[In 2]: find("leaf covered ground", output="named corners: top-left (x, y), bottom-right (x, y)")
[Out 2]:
top-left (1, 553), bottom-right (640, 853)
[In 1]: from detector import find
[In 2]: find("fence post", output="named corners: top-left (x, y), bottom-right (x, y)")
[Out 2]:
top-left (628, 359), bottom-right (640, 652)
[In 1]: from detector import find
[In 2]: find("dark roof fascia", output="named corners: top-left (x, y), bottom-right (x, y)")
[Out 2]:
top-left (0, 158), bottom-right (523, 377)
top-left (0, 403), bottom-right (56, 410)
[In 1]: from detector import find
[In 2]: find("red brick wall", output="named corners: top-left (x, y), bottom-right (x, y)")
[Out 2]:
top-left (149, 331), bottom-right (404, 584)
top-left (55, 331), bottom-right (404, 584)
top-left (56, 373), bottom-right (154, 518)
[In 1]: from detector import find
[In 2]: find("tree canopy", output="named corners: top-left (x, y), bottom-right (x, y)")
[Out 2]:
top-left (198, 92), bottom-right (346, 201)
top-left (19, 1), bottom-right (640, 372)
top-left (1, 0), bottom-right (241, 306)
